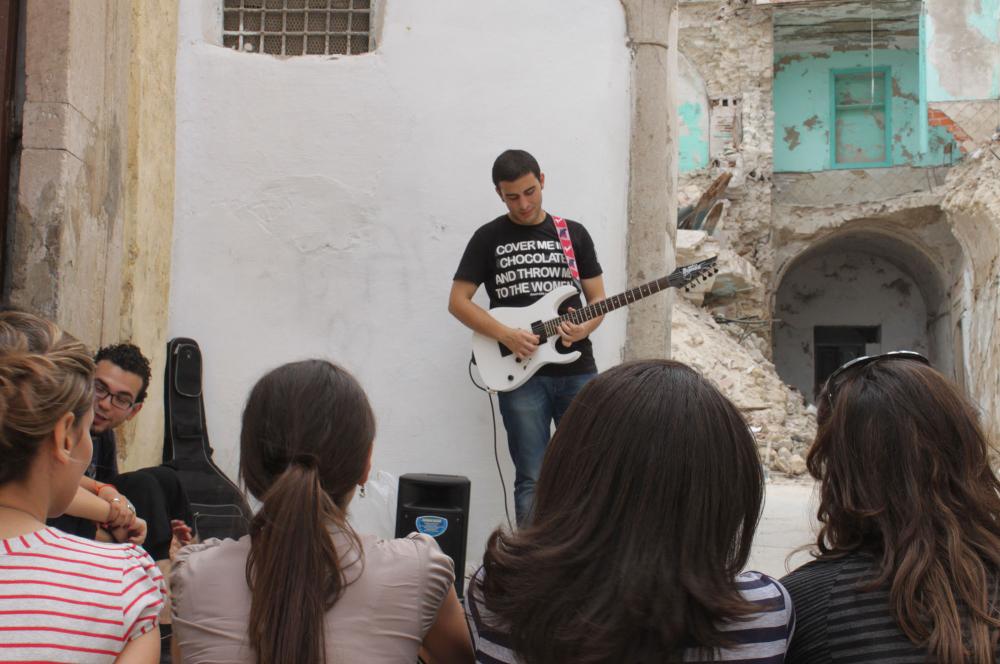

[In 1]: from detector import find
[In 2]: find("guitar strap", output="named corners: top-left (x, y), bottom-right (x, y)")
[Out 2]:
top-left (551, 215), bottom-right (582, 291)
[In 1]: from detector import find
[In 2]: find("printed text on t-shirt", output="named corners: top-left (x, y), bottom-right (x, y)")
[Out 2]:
top-left (493, 239), bottom-right (573, 299)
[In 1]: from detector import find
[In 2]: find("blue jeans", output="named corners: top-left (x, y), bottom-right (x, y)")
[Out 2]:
top-left (497, 372), bottom-right (595, 526)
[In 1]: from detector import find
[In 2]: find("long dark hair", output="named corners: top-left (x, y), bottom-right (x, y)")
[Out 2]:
top-left (808, 358), bottom-right (1000, 662)
top-left (478, 360), bottom-right (764, 663)
top-left (240, 360), bottom-right (375, 664)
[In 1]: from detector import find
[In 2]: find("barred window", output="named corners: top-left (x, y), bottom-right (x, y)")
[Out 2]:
top-left (223, 0), bottom-right (375, 57)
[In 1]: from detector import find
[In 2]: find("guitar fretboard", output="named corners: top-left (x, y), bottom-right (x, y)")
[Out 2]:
top-left (536, 275), bottom-right (674, 339)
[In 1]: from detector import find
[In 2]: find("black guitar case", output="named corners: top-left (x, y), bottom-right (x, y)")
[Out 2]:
top-left (162, 338), bottom-right (252, 541)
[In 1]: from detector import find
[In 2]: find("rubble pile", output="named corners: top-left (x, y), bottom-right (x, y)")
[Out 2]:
top-left (672, 297), bottom-right (817, 475)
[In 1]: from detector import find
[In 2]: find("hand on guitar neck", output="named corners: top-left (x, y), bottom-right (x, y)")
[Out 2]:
top-left (556, 307), bottom-right (594, 348)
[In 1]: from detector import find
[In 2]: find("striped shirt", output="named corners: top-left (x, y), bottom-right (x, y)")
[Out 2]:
top-left (781, 551), bottom-right (1000, 663)
top-left (466, 567), bottom-right (794, 663)
top-left (0, 527), bottom-right (165, 663)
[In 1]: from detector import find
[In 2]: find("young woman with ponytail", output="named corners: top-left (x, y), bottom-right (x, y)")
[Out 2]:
top-left (0, 309), bottom-right (164, 663)
top-left (170, 360), bottom-right (472, 663)
top-left (781, 353), bottom-right (1000, 662)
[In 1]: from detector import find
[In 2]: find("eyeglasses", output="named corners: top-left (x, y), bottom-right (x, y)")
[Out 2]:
top-left (823, 350), bottom-right (930, 405)
top-left (94, 380), bottom-right (136, 410)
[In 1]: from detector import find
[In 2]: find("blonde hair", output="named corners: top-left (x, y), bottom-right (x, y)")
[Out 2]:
top-left (0, 310), bottom-right (95, 486)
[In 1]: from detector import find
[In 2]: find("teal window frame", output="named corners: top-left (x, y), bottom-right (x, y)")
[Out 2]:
top-left (830, 66), bottom-right (893, 169)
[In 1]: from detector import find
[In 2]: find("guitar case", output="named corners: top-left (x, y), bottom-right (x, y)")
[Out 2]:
top-left (162, 338), bottom-right (252, 541)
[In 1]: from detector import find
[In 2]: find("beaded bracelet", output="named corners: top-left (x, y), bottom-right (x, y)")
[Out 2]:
top-left (94, 482), bottom-right (117, 496)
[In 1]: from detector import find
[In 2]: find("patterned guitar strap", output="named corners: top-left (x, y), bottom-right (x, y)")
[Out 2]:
top-left (550, 215), bottom-right (582, 292)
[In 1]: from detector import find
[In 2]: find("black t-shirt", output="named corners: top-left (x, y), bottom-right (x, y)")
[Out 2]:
top-left (454, 213), bottom-right (602, 376)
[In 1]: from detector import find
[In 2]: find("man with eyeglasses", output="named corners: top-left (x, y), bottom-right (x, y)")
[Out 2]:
top-left (51, 344), bottom-right (194, 554)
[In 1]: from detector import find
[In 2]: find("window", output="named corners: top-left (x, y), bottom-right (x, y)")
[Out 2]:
top-left (223, 0), bottom-right (374, 57)
top-left (831, 68), bottom-right (891, 168)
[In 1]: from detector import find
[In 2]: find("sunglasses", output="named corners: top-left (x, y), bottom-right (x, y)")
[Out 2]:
top-left (823, 350), bottom-right (930, 405)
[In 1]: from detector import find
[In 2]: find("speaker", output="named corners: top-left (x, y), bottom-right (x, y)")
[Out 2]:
top-left (395, 474), bottom-right (471, 598)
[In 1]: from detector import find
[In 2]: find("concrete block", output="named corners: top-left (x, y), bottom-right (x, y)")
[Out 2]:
top-left (24, 0), bottom-right (71, 103)
top-left (21, 101), bottom-right (96, 159)
top-left (66, 0), bottom-right (109, 122)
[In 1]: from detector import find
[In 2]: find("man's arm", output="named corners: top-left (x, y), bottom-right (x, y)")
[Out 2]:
top-left (448, 280), bottom-right (539, 360)
top-left (557, 275), bottom-right (606, 346)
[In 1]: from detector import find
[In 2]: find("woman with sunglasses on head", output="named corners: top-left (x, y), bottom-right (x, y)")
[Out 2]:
top-left (170, 359), bottom-right (473, 664)
top-left (0, 309), bottom-right (164, 663)
top-left (781, 352), bottom-right (1000, 663)
top-left (467, 360), bottom-right (794, 664)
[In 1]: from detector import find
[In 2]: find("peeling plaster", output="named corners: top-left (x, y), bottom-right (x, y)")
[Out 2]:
top-left (891, 76), bottom-right (919, 103)
top-left (679, 102), bottom-right (709, 172)
top-left (783, 125), bottom-right (801, 150)
top-left (774, 0), bottom-right (921, 54)
top-left (774, 49), bottom-right (958, 171)
top-left (925, 0), bottom-right (1000, 101)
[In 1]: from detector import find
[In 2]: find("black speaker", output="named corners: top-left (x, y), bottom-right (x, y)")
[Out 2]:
top-left (395, 474), bottom-right (471, 598)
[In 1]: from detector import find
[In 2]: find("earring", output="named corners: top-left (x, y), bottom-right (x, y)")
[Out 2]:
top-left (358, 484), bottom-right (366, 498)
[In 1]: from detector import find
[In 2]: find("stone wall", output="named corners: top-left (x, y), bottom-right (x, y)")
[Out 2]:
top-left (678, 0), bottom-right (776, 320)
top-left (8, 0), bottom-right (177, 468)
top-left (942, 147), bottom-right (1000, 441)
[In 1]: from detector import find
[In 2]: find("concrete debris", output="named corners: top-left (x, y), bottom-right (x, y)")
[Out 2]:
top-left (672, 298), bottom-right (816, 473)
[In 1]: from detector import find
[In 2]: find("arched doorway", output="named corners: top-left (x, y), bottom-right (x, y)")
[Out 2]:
top-left (773, 228), bottom-right (959, 403)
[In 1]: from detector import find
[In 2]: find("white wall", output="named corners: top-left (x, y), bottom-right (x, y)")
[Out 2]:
top-left (170, 0), bottom-right (631, 575)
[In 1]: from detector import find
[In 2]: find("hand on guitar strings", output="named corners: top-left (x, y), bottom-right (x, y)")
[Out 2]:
top-left (558, 308), bottom-right (590, 347)
top-left (500, 327), bottom-right (540, 360)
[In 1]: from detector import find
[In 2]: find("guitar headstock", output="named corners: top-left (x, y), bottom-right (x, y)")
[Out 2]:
top-left (668, 256), bottom-right (719, 292)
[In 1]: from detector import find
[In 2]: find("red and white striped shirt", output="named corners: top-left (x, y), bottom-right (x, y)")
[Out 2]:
top-left (0, 526), bottom-right (164, 663)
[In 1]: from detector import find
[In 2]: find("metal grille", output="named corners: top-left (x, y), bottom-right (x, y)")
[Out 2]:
top-left (928, 101), bottom-right (1000, 153)
top-left (223, 0), bottom-right (374, 56)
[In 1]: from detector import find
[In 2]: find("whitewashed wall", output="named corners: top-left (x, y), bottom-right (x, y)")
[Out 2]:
top-left (170, 0), bottom-right (632, 574)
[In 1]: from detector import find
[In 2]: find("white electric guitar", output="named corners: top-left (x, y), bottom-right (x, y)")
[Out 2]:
top-left (472, 257), bottom-right (718, 392)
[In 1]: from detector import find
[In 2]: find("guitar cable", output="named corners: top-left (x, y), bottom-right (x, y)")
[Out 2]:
top-left (468, 358), bottom-right (514, 531)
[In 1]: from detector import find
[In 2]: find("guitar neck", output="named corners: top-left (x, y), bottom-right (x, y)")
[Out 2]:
top-left (540, 274), bottom-right (673, 338)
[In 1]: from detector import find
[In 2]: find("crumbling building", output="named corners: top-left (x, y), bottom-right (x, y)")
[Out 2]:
top-left (675, 0), bottom-right (1000, 466)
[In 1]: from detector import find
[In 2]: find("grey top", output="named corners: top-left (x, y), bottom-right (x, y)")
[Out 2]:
top-left (171, 530), bottom-right (454, 663)
top-left (781, 550), bottom-right (1000, 663)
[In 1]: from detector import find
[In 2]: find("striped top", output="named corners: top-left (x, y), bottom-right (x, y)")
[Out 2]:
top-left (466, 568), bottom-right (794, 663)
top-left (781, 551), bottom-right (1000, 663)
top-left (0, 527), bottom-right (165, 663)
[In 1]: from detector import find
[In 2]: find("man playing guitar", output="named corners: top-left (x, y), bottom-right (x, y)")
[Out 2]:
top-left (448, 149), bottom-right (606, 526)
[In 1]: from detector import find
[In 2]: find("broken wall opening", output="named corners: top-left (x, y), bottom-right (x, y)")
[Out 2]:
top-left (814, 324), bottom-right (880, 389)
top-left (773, 227), bottom-right (958, 402)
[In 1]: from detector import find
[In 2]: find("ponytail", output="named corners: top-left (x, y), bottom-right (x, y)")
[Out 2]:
top-left (239, 360), bottom-right (376, 664)
top-left (245, 458), bottom-right (362, 664)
